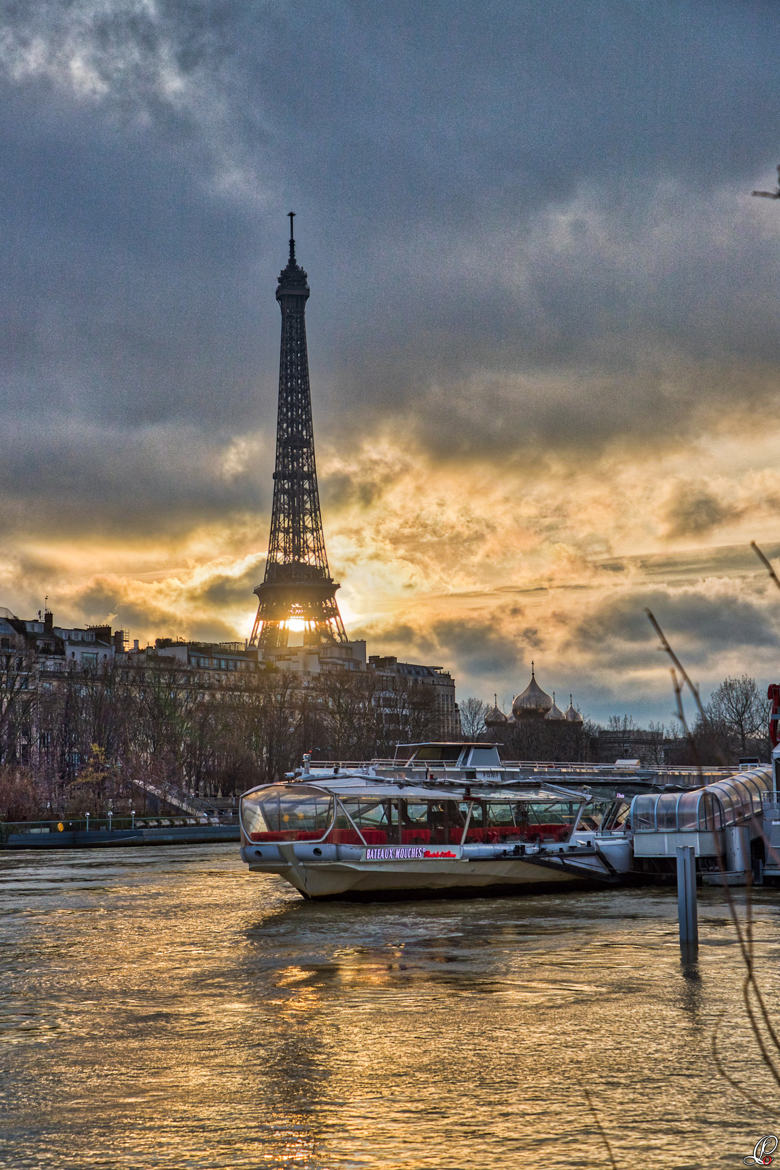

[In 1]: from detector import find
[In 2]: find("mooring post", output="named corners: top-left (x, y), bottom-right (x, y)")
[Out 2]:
top-left (676, 845), bottom-right (698, 959)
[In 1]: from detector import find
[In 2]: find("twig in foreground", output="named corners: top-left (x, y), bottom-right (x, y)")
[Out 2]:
top-left (582, 1085), bottom-right (618, 1170)
top-left (751, 541), bottom-right (780, 592)
top-left (645, 609), bottom-right (706, 721)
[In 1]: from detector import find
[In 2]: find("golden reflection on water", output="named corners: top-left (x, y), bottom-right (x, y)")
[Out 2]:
top-left (2, 847), bottom-right (780, 1169)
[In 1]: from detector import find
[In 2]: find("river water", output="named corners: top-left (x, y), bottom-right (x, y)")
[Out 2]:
top-left (1, 844), bottom-right (779, 1169)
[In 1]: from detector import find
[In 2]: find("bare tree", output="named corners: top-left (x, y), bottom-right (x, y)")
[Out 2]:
top-left (0, 648), bottom-right (37, 765)
top-left (704, 675), bottom-right (769, 756)
top-left (0, 766), bottom-right (47, 821)
top-left (312, 672), bottom-right (381, 760)
top-left (459, 697), bottom-right (488, 739)
top-left (241, 669), bottom-right (304, 783)
top-left (606, 714), bottom-right (636, 733)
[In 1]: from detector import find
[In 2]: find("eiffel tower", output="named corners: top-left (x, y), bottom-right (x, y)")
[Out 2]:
top-left (249, 214), bottom-right (348, 653)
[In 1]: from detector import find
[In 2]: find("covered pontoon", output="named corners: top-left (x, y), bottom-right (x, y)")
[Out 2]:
top-left (631, 767), bottom-right (770, 868)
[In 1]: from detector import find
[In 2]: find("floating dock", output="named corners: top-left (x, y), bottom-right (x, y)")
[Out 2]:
top-left (1, 817), bottom-right (239, 849)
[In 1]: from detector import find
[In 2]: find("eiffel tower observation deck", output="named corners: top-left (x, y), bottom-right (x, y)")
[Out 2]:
top-left (249, 215), bottom-right (348, 653)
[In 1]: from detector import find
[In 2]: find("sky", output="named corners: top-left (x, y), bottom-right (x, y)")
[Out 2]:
top-left (0, 0), bottom-right (778, 727)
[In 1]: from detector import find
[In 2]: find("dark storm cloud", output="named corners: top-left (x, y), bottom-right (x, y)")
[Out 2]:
top-left (76, 582), bottom-right (174, 631)
top-left (0, 83), bottom-right (268, 429)
top-left (0, 419), bottom-right (269, 538)
top-left (392, 617), bottom-right (528, 677)
top-left (569, 586), bottom-right (780, 673)
top-left (662, 485), bottom-right (737, 539)
top-left (431, 619), bottom-right (526, 676)
top-left (246, 0), bottom-right (777, 227)
top-left (1, 0), bottom-right (777, 484)
top-left (277, 2), bottom-right (780, 460)
top-left (321, 471), bottom-right (384, 512)
top-left (352, 621), bottom-right (418, 649)
top-left (199, 564), bottom-right (260, 608)
top-left (75, 579), bottom-right (240, 643)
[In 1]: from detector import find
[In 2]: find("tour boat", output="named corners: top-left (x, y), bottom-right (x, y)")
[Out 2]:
top-left (239, 753), bottom-right (634, 900)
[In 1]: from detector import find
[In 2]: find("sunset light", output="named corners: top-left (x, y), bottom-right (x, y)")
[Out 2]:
top-left (2, 8), bottom-right (778, 1169)
top-left (0, 2), bottom-right (776, 727)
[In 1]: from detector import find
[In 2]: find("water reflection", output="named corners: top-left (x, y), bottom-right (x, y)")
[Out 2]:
top-left (2, 846), bottom-right (780, 1168)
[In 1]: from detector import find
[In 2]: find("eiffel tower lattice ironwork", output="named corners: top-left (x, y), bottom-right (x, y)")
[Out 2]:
top-left (249, 214), bottom-right (348, 653)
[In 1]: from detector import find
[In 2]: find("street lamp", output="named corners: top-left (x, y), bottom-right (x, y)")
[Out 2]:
top-left (131, 808), bottom-right (135, 829)
top-left (107, 810), bottom-right (113, 833)
top-left (85, 812), bottom-right (90, 832)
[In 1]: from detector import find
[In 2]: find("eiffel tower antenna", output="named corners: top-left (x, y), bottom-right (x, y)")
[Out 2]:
top-left (249, 217), bottom-right (348, 652)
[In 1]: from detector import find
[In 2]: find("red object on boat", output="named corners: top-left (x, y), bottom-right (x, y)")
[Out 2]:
top-left (768, 683), bottom-right (780, 747)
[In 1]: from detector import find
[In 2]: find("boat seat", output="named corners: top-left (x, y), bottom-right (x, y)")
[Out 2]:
top-left (467, 828), bottom-right (502, 843)
top-left (249, 830), bottom-right (300, 841)
top-left (328, 828), bottom-right (388, 845)
top-left (526, 823), bottom-right (570, 842)
top-left (401, 828), bottom-right (431, 844)
top-left (361, 829), bottom-right (388, 844)
top-left (329, 828), bottom-right (363, 845)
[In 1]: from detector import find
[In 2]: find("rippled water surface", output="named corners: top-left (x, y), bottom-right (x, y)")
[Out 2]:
top-left (2, 844), bottom-right (780, 1169)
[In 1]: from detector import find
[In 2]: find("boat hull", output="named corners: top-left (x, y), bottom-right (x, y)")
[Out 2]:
top-left (243, 844), bottom-right (628, 900)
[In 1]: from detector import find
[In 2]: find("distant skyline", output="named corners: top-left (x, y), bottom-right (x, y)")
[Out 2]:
top-left (1, 1), bottom-right (778, 725)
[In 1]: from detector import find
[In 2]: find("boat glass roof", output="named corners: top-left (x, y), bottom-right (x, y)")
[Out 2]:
top-left (631, 767), bottom-right (769, 833)
top-left (242, 778), bottom-right (582, 804)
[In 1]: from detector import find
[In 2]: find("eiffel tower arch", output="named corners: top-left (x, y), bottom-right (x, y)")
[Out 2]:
top-left (249, 215), bottom-right (348, 654)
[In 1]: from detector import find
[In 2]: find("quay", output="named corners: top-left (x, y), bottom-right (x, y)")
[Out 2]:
top-left (0, 814), bottom-right (239, 850)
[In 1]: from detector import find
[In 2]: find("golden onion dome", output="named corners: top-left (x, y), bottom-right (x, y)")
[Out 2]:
top-left (545, 692), bottom-right (566, 721)
top-left (484, 704), bottom-right (507, 725)
top-left (565, 694), bottom-right (583, 723)
top-left (511, 664), bottom-right (553, 719)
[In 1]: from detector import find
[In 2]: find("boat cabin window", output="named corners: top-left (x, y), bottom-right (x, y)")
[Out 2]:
top-left (407, 745), bottom-right (464, 764)
top-left (453, 797), bottom-right (576, 843)
top-left (521, 800), bottom-right (574, 826)
top-left (339, 798), bottom-right (394, 831)
top-left (334, 796), bottom-right (467, 845)
top-left (403, 802), bottom-right (431, 827)
top-left (484, 802), bottom-right (520, 827)
top-left (241, 784), bottom-right (334, 841)
top-left (467, 747), bottom-right (501, 767)
top-left (242, 787), bottom-right (584, 847)
top-left (578, 797), bottom-right (619, 830)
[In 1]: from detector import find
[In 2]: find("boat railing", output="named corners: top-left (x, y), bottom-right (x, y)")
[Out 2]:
top-left (306, 758), bottom-right (740, 787)
top-left (496, 761), bottom-right (737, 780)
